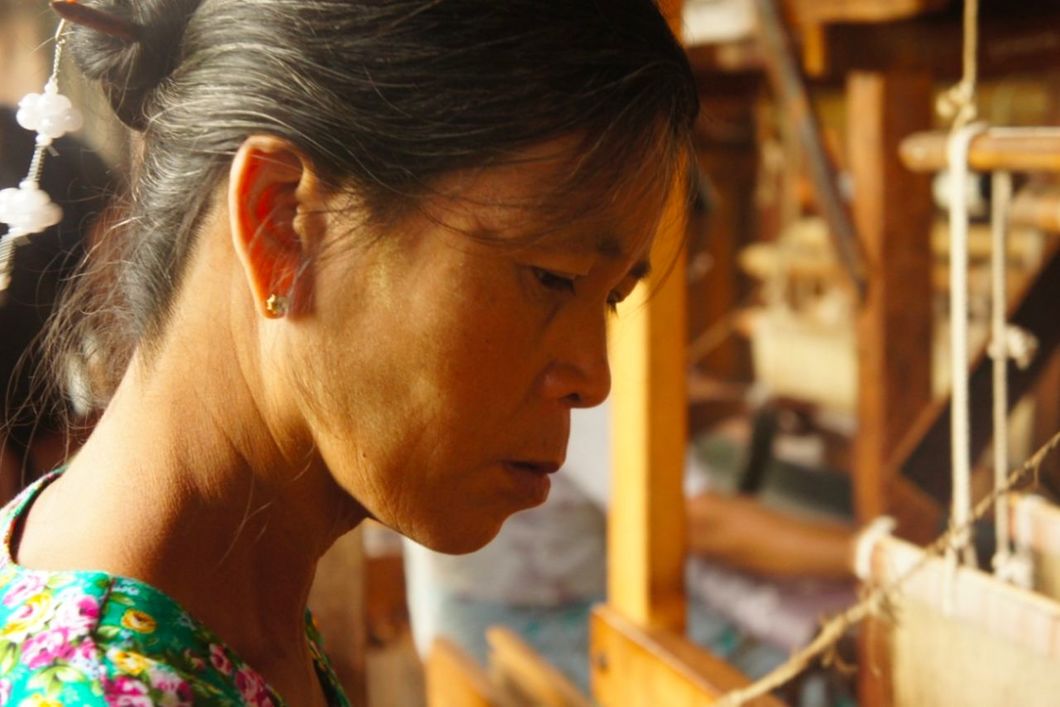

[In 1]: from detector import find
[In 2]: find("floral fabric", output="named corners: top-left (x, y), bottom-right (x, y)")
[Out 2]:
top-left (0, 472), bottom-right (350, 706)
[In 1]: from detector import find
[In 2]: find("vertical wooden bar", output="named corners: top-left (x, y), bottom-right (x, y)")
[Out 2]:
top-left (848, 71), bottom-right (934, 523)
top-left (607, 177), bottom-right (690, 632)
top-left (605, 0), bottom-right (688, 634)
top-left (847, 71), bottom-right (934, 707)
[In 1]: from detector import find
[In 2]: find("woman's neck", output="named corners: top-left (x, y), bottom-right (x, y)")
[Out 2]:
top-left (14, 235), bottom-right (367, 664)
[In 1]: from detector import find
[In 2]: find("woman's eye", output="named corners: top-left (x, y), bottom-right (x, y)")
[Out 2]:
top-left (606, 289), bottom-right (630, 313)
top-left (533, 268), bottom-right (576, 294)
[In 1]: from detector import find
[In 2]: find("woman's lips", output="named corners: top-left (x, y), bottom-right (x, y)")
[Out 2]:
top-left (506, 460), bottom-right (561, 475)
top-left (501, 461), bottom-right (556, 504)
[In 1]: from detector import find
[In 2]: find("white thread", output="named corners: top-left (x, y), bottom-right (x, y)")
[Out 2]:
top-left (946, 122), bottom-right (987, 570)
top-left (990, 170), bottom-right (1013, 579)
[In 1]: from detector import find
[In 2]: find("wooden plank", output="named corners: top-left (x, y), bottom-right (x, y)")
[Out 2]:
top-left (426, 638), bottom-right (498, 707)
top-left (784, 0), bottom-right (947, 27)
top-left (901, 130), bottom-right (1060, 174)
top-left (607, 167), bottom-right (690, 631)
top-left (804, 7), bottom-right (1060, 79)
top-left (486, 627), bottom-right (592, 707)
top-left (847, 72), bottom-right (933, 707)
top-left (589, 606), bottom-right (784, 707)
top-left (848, 71), bottom-right (934, 525)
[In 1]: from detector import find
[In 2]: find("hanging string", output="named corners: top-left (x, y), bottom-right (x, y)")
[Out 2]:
top-left (945, 122), bottom-right (986, 573)
top-left (715, 428), bottom-right (1060, 707)
top-left (937, 0), bottom-right (980, 128)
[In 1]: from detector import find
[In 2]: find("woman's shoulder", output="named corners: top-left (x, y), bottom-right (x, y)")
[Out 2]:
top-left (0, 564), bottom-right (250, 706)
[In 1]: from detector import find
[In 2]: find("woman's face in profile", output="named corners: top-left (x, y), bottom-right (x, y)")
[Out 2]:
top-left (295, 147), bottom-right (668, 553)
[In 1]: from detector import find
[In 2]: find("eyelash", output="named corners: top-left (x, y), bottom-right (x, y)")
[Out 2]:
top-left (533, 268), bottom-right (576, 294)
top-left (533, 267), bottom-right (624, 313)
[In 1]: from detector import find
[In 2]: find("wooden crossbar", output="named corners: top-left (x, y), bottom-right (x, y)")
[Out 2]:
top-left (589, 606), bottom-right (784, 707)
top-left (901, 129), bottom-right (1060, 173)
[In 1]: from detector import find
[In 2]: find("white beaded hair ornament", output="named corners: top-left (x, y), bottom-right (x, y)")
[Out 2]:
top-left (0, 13), bottom-right (82, 294)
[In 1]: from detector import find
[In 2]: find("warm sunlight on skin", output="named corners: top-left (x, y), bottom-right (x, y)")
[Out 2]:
top-left (11, 138), bottom-right (678, 703)
top-left (292, 142), bottom-right (668, 554)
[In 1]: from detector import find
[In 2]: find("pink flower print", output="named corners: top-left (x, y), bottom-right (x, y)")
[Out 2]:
top-left (21, 626), bottom-right (74, 669)
top-left (235, 665), bottom-right (274, 707)
top-left (2, 574), bottom-right (44, 607)
top-left (52, 589), bottom-right (100, 636)
top-left (0, 679), bottom-right (10, 704)
top-left (209, 643), bottom-right (233, 675)
top-left (103, 675), bottom-right (152, 707)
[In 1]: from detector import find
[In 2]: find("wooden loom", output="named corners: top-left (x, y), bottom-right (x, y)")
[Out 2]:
top-left (424, 1), bottom-right (1060, 705)
top-left (848, 118), bottom-right (1060, 706)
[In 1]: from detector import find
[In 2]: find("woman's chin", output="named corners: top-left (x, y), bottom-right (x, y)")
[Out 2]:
top-left (410, 517), bottom-right (507, 555)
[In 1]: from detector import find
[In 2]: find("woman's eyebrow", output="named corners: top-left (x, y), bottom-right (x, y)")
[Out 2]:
top-left (596, 236), bottom-right (652, 281)
top-left (629, 259), bottom-right (652, 282)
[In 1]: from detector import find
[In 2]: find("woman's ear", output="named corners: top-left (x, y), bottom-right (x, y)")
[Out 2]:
top-left (229, 136), bottom-right (322, 319)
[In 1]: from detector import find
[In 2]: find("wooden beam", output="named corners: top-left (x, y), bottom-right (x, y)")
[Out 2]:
top-left (848, 71), bottom-right (934, 525)
top-left (901, 130), bottom-right (1060, 174)
top-left (426, 638), bottom-right (498, 707)
top-left (804, 7), bottom-right (1060, 79)
top-left (607, 171), bottom-right (689, 632)
top-left (589, 606), bottom-right (783, 707)
top-left (604, 0), bottom-right (689, 629)
top-left (849, 68), bottom-right (934, 707)
top-left (486, 627), bottom-right (591, 707)
top-left (784, 0), bottom-right (946, 27)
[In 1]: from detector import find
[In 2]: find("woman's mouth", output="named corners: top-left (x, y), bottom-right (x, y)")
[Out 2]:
top-left (501, 460), bottom-right (557, 505)
top-left (506, 460), bottom-right (561, 475)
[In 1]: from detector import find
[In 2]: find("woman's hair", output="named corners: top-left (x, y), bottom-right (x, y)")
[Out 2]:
top-left (51, 0), bottom-right (698, 409)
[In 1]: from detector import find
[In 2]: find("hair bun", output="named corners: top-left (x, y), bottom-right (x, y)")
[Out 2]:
top-left (64, 0), bottom-right (201, 131)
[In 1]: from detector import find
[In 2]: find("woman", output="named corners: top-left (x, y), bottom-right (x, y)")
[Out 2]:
top-left (0, 0), bottom-right (697, 704)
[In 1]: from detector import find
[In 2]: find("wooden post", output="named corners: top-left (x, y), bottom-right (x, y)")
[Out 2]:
top-left (605, 0), bottom-right (688, 634)
top-left (847, 71), bottom-right (934, 707)
top-left (848, 71), bottom-right (933, 523)
top-left (607, 175), bottom-right (690, 632)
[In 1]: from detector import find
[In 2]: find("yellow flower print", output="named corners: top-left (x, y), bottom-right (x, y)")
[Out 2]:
top-left (110, 649), bottom-right (152, 676)
top-left (120, 609), bottom-right (157, 634)
top-left (1, 593), bottom-right (54, 639)
top-left (25, 696), bottom-right (63, 707)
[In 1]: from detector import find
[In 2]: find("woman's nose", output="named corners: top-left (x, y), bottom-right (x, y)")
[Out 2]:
top-left (541, 315), bottom-right (611, 408)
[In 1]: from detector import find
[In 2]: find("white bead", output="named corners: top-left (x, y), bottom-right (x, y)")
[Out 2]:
top-left (0, 182), bottom-right (63, 237)
top-left (14, 88), bottom-right (83, 141)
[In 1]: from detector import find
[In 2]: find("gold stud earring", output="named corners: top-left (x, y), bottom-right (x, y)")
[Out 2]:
top-left (265, 293), bottom-right (289, 318)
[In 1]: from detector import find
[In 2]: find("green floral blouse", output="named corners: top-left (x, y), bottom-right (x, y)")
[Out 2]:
top-left (0, 471), bottom-right (351, 706)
